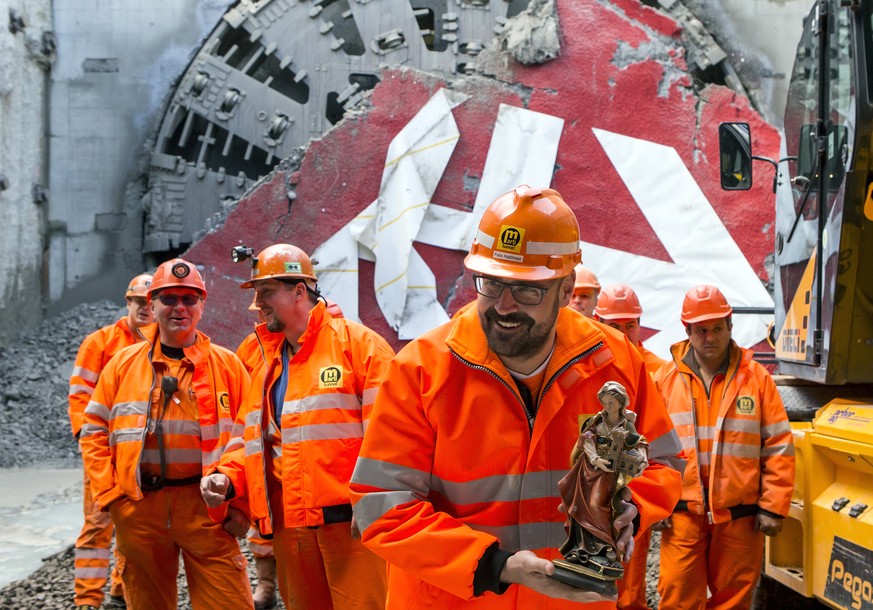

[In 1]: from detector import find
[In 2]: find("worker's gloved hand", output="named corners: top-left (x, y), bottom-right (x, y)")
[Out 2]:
top-left (651, 516), bottom-right (672, 532)
top-left (200, 473), bottom-right (231, 508)
top-left (755, 512), bottom-right (783, 537)
top-left (612, 486), bottom-right (638, 561)
top-left (223, 506), bottom-right (251, 538)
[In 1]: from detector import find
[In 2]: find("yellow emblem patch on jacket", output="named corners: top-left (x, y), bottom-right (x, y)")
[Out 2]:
top-left (736, 396), bottom-right (756, 415)
top-left (218, 392), bottom-right (230, 412)
top-left (319, 366), bottom-right (343, 389)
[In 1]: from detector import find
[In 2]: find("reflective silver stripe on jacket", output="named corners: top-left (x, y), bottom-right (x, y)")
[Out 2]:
top-left (281, 393), bottom-right (362, 414)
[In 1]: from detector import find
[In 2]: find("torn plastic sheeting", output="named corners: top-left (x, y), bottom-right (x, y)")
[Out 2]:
top-left (312, 95), bottom-right (564, 339)
top-left (350, 88), bottom-right (467, 332)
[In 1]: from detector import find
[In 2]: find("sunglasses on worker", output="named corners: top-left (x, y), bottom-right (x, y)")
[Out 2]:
top-left (154, 294), bottom-right (202, 307)
top-left (472, 275), bottom-right (553, 306)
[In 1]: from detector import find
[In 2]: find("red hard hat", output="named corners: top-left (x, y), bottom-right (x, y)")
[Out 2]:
top-left (148, 259), bottom-right (207, 298)
top-left (241, 244), bottom-right (317, 288)
top-left (681, 284), bottom-right (732, 324)
top-left (594, 284), bottom-right (643, 320)
top-left (464, 185), bottom-right (581, 281)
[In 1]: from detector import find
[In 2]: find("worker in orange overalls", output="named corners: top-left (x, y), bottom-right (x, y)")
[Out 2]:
top-left (653, 285), bottom-right (795, 610)
top-left (68, 273), bottom-right (153, 610)
top-left (201, 244), bottom-right (393, 610)
top-left (79, 258), bottom-right (254, 610)
top-left (235, 296), bottom-right (277, 610)
top-left (593, 283), bottom-right (666, 610)
top-left (569, 263), bottom-right (601, 317)
top-left (348, 185), bottom-right (685, 609)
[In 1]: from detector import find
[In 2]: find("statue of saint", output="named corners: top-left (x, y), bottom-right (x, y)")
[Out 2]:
top-left (552, 381), bottom-right (648, 593)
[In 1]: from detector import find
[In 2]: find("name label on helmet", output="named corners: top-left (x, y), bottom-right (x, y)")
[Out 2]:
top-left (498, 225), bottom-right (525, 254)
top-left (319, 366), bottom-right (343, 389)
top-left (284, 262), bottom-right (302, 274)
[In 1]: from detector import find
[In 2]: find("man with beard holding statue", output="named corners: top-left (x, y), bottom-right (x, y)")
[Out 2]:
top-left (349, 185), bottom-right (685, 609)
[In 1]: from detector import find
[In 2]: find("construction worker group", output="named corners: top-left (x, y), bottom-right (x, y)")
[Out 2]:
top-left (70, 185), bottom-right (794, 610)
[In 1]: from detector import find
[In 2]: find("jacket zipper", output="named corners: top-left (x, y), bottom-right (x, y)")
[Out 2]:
top-left (680, 371), bottom-right (711, 523)
top-left (450, 341), bottom-right (605, 432)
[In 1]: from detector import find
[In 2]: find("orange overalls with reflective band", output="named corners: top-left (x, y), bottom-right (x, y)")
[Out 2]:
top-left (654, 339), bottom-right (794, 610)
top-left (616, 341), bottom-right (667, 610)
top-left (349, 307), bottom-right (685, 609)
top-left (68, 317), bottom-right (146, 607)
top-left (235, 331), bottom-right (273, 558)
top-left (80, 328), bottom-right (253, 610)
top-left (216, 302), bottom-right (394, 610)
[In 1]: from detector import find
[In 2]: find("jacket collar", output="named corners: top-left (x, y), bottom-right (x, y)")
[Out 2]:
top-left (670, 339), bottom-right (750, 381)
top-left (255, 300), bottom-right (329, 361)
top-left (445, 303), bottom-right (607, 381)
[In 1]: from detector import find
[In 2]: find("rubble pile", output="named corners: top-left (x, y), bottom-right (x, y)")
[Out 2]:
top-left (0, 301), bottom-right (122, 468)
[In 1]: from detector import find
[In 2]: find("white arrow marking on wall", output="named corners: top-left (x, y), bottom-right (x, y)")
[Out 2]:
top-left (586, 128), bottom-right (774, 357)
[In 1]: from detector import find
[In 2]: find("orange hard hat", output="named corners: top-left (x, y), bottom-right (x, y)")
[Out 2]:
top-left (125, 273), bottom-right (153, 298)
top-left (464, 185), bottom-right (581, 281)
top-left (240, 243), bottom-right (317, 288)
top-left (594, 284), bottom-right (643, 320)
top-left (681, 284), bottom-right (732, 324)
top-left (573, 264), bottom-right (600, 291)
top-left (148, 259), bottom-right (207, 297)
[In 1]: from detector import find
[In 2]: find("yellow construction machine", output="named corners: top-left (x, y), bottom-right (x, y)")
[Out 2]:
top-left (719, 1), bottom-right (873, 609)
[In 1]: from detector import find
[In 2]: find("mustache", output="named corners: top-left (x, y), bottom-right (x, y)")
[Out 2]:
top-left (483, 308), bottom-right (535, 327)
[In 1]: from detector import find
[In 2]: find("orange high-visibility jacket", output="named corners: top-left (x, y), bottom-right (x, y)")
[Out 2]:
top-left (349, 307), bottom-right (685, 608)
top-left (235, 331), bottom-right (264, 374)
top-left (216, 301), bottom-right (394, 534)
top-left (79, 325), bottom-right (249, 515)
top-left (637, 342), bottom-right (666, 376)
top-left (68, 317), bottom-right (147, 438)
top-left (654, 339), bottom-right (794, 523)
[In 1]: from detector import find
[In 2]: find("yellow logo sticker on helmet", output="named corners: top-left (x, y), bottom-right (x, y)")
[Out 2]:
top-left (284, 261), bottom-right (302, 274)
top-left (736, 396), bottom-right (756, 415)
top-left (498, 225), bottom-right (525, 253)
top-left (319, 366), bottom-right (342, 389)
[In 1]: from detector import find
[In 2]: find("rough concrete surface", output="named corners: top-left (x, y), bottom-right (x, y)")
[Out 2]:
top-left (0, 0), bottom-right (52, 343)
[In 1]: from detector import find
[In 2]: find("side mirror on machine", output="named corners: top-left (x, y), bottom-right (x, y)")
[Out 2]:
top-left (718, 122), bottom-right (753, 190)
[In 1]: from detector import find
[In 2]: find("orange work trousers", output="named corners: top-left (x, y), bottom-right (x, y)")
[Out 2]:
top-left (109, 485), bottom-right (253, 610)
top-left (248, 529), bottom-right (274, 558)
top-left (658, 512), bottom-right (764, 610)
top-left (269, 486), bottom-right (386, 609)
top-left (617, 528), bottom-right (652, 610)
top-left (75, 465), bottom-right (123, 607)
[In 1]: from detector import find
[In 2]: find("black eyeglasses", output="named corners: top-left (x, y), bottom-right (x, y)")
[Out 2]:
top-left (155, 294), bottom-right (201, 307)
top-left (473, 275), bottom-right (553, 305)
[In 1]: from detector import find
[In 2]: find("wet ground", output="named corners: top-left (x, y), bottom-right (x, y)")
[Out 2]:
top-left (0, 467), bottom-right (81, 588)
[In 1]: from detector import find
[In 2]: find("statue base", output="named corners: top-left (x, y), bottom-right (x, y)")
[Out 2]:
top-left (549, 558), bottom-right (622, 595)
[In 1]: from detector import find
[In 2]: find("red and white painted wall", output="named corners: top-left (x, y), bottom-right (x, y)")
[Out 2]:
top-left (188, 0), bottom-right (780, 358)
